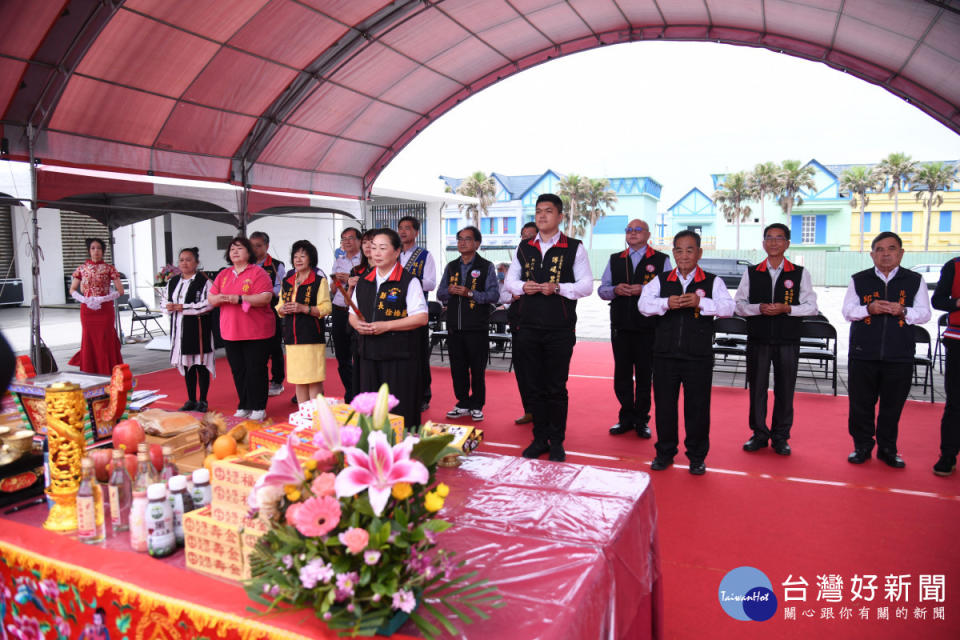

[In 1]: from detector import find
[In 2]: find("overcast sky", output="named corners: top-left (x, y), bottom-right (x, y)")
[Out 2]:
top-left (376, 41), bottom-right (960, 211)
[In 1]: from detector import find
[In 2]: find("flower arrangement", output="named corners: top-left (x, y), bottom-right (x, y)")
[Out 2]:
top-left (152, 264), bottom-right (181, 287)
top-left (245, 385), bottom-right (502, 637)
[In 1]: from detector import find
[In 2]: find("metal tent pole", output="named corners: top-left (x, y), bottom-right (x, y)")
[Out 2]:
top-left (26, 125), bottom-right (42, 369)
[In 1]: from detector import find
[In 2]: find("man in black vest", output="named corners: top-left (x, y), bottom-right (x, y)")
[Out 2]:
top-left (505, 194), bottom-right (594, 462)
top-left (599, 218), bottom-right (670, 438)
top-left (438, 226), bottom-right (500, 421)
top-left (931, 256), bottom-right (960, 476)
top-left (639, 230), bottom-right (735, 475)
top-left (250, 231), bottom-right (286, 397)
top-left (843, 232), bottom-right (931, 468)
top-left (734, 223), bottom-right (818, 456)
top-left (398, 216), bottom-right (437, 412)
top-left (509, 222), bottom-right (539, 425)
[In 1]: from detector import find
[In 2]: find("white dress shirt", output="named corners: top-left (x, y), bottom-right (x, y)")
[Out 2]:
top-left (639, 268), bottom-right (736, 318)
top-left (350, 265), bottom-right (428, 318)
top-left (734, 259), bottom-right (818, 317)
top-left (841, 266), bottom-right (931, 325)
top-left (399, 246), bottom-right (437, 293)
top-left (504, 232), bottom-right (594, 299)
top-left (330, 251), bottom-right (362, 307)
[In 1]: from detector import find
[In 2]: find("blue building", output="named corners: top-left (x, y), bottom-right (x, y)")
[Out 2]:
top-left (439, 170), bottom-right (661, 254)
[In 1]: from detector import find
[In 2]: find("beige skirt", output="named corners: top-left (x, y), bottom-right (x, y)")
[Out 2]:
top-left (285, 343), bottom-right (326, 384)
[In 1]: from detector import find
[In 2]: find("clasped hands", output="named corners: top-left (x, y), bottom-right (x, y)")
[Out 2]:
top-left (759, 303), bottom-right (791, 316)
top-left (867, 299), bottom-right (906, 317)
top-left (448, 284), bottom-right (471, 297)
top-left (164, 302), bottom-right (184, 312)
top-left (522, 281), bottom-right (560, 296)
top-left (667, 293), bottom-right (701, 310)
top-left (614, 283), bottom-right (643, 297)
top-left (355, 321), bottom-right (387, 335)
top-left (281, 301), bottom-right (310, 315)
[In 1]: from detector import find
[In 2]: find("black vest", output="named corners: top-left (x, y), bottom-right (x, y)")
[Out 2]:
top-left (166, 273), bottom-right (213, 355)
top-left (514, 234), bottom-right (581, 330)
top-left (355, 264), bottom-right (418, 360)
top-left (608, 247), bottom-right (669, 331)
top-left (260, 255), bottom-right (284, 307)
top-left (279, 271), bottom-right (327, 345)
top-left (849, 267), bottom-right (921, 363)
top-left (443, 254), bottom-right (494, 331)
top-left (745, 261), bottom-right (805, 344)
top-left (652, 268), bottom-right (717, 360)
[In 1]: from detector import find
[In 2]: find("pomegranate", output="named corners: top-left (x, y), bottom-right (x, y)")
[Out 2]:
top-left (149, 443), bottom-right (164, 473)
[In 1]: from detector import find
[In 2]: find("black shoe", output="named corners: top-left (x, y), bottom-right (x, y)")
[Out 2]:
top-left (195, 400), bottom-right (208, 413)
top-left (743, 436), bottom-right (768, 452)
top-left (421, 401), bottom-right (430, 412)
top-left (608, 423), bottom-right (633, 436)
top-left (522, 440), bottom-right (550, 459)
top-left (933, 456), bottom-right (957, 477)
top-left (650, 456), bottom-right (673, 471)
top-left (636, 423), bottom-right (652, 439)
top-left (772, 441), bottom-right (792, 456)
top-left (847, 449), bottom-right (871, 464)
top-left (178, 400), bottom-right (197, 412)
top-left (688, 461), bottom-right (706, 475)
top-left (877, 449), bottom-right (906, 468)
top-left (514, 413), bottom-right (533, 425)
top-left (290, 394), bottom-right (299, 405)
top-left (548, 442), bottom-right (566, 462)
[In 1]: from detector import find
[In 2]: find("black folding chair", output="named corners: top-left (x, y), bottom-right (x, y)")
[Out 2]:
top-left (128, 297), bottom-right (166, 338)
top-left (797, 321), bottom-right (837, 395)
top-left (487, 308), bottom-right (512, 365)
top-left (712, 316), bottom-right (748, 385)
top-left (913, 325), bottom-right (935, 403)
top-left (934, 313), bottom-right (948, 373)
top-left (427, 301), bottom-right (448, 361)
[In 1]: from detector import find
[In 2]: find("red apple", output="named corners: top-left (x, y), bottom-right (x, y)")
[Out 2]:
top-left (149, 443), bottom-right (164, 473)
top-left (89, 449), bottom-right (113, 483)
top-left (112, 419), bottom-right (145, 454)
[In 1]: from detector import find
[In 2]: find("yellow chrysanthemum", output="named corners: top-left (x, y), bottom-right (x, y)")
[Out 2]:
top-left (434, 482), bottom-right (450, 498)
top-left (303, 458), bottom-right (318, 472)
top-left (391, 482), bottom-right (413, 500)
top-left (284, 484), bottom-right (301, 502)
top-left (424, 491), bottom-right (444, 513)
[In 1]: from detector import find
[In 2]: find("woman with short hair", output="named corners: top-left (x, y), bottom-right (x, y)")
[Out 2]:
top-left (277, 240), bottom-right (332, 403)
top-left (165, 247), bottom-right (214, 412)
top-left (69, 237), bottom-right (124, 374)
top-left (349, 228), bottom-right (428, 429)
top-left (207, 236), bottom-right (274, 421)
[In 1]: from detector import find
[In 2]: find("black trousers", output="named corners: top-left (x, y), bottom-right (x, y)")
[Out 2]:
top-left (847, 358), bottom-right (912, 453)
top-left (511, 328), bottom-right (533, 414)
top-left (611, 328), bottom-right (655, 427)
top-left (746, 342), bottom-right (800, 442)
top-left (514, 327), bottom-right (576, 445)
top-left (223, 338), bottom-right (271, 411)
top-left (653, 356), bottom-right (713, 463)
top-left (419, 325), bottom-right (432, 404)
top-left (448, 329), bottom-right (489, 410)
top-left (941, 341), bottom-right (960, 458)
top-left (331, 305), bottom-right (355, 401)
top-left (267, 313), bottom-right (284, 385)
top-left (357, 356), bottom-right (422, 431)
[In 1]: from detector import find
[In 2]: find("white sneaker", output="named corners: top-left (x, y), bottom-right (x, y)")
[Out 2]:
top-left (249, 409), bottom-right (267, 421)
top-left (471, 409), bottom-right (484, 422)
top-left (234, 409), bottom-right (251, 418)
top-left (446, 407), bottom-right (470, 418)
top-left (268, 383), bottom-right (284, 396)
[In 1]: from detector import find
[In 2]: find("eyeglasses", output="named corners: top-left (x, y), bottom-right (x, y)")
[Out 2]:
top-left (763, 236), bottom-right (788, 242)
top-left (456, 236), bottom-right (476, 243)
top-left (625, 227), bottom-right (648, 234)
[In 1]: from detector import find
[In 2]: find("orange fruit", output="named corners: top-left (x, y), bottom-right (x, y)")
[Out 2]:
top-left (203, 453), bottom-right (218, 472)
top-left (213, 435), bottom-right (237, 459)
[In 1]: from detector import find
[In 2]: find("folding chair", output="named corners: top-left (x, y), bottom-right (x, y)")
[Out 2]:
top-left (128, 297), bottom-right (166, 338)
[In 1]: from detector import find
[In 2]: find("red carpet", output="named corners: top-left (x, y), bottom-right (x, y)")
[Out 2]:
top-left (140, 342), bottom-right (958, 639)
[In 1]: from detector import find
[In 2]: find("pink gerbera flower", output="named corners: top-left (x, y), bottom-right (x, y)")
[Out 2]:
top-left (291, 495), bottom-right (341, 537)
top-left (310, 472), bottom-right (337, 498)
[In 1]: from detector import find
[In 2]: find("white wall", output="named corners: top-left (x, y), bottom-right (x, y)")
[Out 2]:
top-left (12, 206), bottom-right (64, 305)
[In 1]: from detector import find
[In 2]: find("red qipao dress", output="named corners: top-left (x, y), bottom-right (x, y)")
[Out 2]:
top-left (68, 260), bottom-right (124, 374)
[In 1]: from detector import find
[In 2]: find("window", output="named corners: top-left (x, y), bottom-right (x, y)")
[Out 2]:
top-left (801, 215), bottom-right (816, 244)
top-left (862, 212), bottom-right (871, 232)
top-left (941, 211), bottom-right (952, 232)
top-left (503, 218), bottom-right (516, 235)
top-left (445, 218), bottom-right (458, 235)
top-left (880, 212), bottom-right (892, 232)
top-left (483, 218), bottom-right (496, 235)
top-left (901, 212), bottom-right (913, 232)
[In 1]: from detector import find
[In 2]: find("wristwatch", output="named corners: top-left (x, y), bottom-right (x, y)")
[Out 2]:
top-left (467, 290), bottom-right (474, 298)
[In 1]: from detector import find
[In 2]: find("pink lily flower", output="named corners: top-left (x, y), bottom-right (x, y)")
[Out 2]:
top-left (312, 395), bottom-right (361, 453)
top-left (247, 433), bottom-right (305, 509)
top-left (335, 431), bottom-right (428, 516)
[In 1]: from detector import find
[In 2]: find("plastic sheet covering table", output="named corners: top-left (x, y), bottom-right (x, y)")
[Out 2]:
top-left (0, 452), bottom-right (661, 639)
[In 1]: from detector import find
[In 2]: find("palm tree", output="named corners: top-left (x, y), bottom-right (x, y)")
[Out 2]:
top-left (874, 152), bottom-right (918, 233)
top-left (556, 173), bottom-right (590, 236)
top-left (774, 160), bottom-right (817, 221)
top-left (913, 161), bottom-right (958, 251)
top-left (582, 178), bottom-right (618, 250)
top-left (713, 171), bottom-right (755, 251)
top-left (746, 161), bottom-right (779, 230)
top-left (840, 165), bottom-right (882, 252)
top-left (455, 171), bottom-right (496, 227)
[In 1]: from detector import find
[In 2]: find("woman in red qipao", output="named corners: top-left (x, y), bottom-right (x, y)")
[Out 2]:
top-left (69, 237), bottom-right (124, 374)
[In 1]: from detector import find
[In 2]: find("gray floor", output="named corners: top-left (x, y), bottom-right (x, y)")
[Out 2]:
top-left (1, 290), bottom-right (946, 404)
